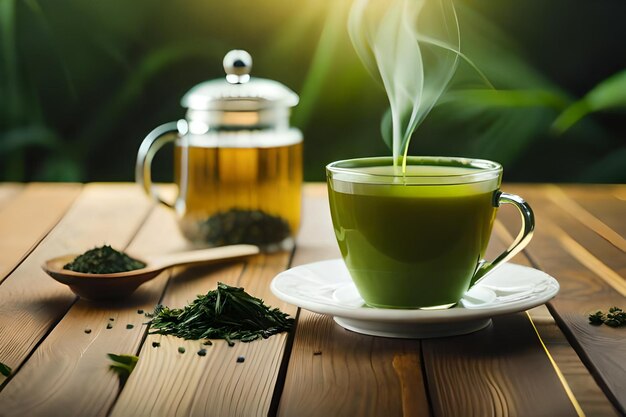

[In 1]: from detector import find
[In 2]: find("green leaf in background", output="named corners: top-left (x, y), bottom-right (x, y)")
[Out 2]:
top-left (438, 89), bottom-right (567, 110)
top-left (453, 3), bottom-right (557, 91)
top-left (1, 0), bottom-right (624, 183)
top-left (291, 1), bottom-right (346, 130)
top-left (553, 70), bottom-right (626, 133)
top-left (75, 41), bottom-right (225, 160)
top-left (378, 9), bottom-right (571, 168)
top-left (411, 88), bottom-right (561, 166)
top-left (0, 361), bottom-right (11, 377)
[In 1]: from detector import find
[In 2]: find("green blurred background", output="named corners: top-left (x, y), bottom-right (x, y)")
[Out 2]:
top-left (1, 0), bottom-right (625, 183)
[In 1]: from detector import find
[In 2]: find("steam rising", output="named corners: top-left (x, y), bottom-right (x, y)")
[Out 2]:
top-left (348, 0), bottom-right (461, 167)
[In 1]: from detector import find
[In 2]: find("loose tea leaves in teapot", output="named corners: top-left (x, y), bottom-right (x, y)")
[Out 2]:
top-left (199, 209), bottom-right (291, 246)
top-left (63, 245), bottom-right (146, 274)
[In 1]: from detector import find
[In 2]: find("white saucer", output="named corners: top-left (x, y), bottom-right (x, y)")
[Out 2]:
top-left (271, 259), bottom-right (559, 338)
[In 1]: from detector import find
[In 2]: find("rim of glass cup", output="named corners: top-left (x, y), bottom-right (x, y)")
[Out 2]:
top-left (326, 156), bottom-right (503, 185)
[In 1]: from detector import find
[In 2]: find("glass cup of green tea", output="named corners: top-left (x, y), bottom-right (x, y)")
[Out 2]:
top-left (326, 156), bottom-right (534, 309)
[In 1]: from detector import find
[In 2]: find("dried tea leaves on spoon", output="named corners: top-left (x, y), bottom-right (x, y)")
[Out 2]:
top-left (149, 282), bottom-right (294, 343)
top-left (63, 245), bottom-right (146, 274)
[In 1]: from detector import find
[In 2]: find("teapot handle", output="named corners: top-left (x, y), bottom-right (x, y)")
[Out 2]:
top-left (135, 120), bottom-right (187, 207)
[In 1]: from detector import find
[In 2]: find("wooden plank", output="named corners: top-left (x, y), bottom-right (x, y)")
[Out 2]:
top-left (613, 186), bottom-right (626, 202)
top-left (542, 184), bottom-right (626, 252)
top-left (506, 184), bottom-right (625, 296)
top-left (423, 313), bottom-right (579, 417)
top-left (111, 248), bottom-right (294, 415)
top-left (555, 184), bottom-right (626, 239)
top-left (421, 217), bottom-right (580, 417)
top-left (0, 197), bottom-right (188, 417)
top-left (113, 185), bottom-right (353, 417)
top-left (501, 185), bottom-right (626, 415)
top-left (529, 305), bottom-right (620, 417)
top-left (0, 183), bottom-right (22, 208)
top-left (493, 213), bottom-right (620, 417)
top-left (0, 184), bottom-right (153, 388)
top-left (280, 311), bottom-right (427, 417)
top-left (278, 184), bottom-right (431, 417)
top-left (0, 183), bottom-right (82, 283)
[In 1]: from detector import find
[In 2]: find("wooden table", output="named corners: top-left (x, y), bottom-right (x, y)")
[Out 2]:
top-left (0, 183), bottom-right (624, 417)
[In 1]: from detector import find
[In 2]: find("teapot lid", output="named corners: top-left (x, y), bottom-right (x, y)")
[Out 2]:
top-left (181, 50), bottom-right (299, 111)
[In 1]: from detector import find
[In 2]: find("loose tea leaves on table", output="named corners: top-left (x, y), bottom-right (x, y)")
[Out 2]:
top-left (199, 209), bottom-right (291, 246)
top-left (149, 282), bottom-right (294, 343)
top-left (64, 245), bottom-right (146, 274)
top-left (589, 307), bottom-right (626, 327)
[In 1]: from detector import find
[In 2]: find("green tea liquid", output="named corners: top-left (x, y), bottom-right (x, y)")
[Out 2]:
top-left (328, 164), bottom-right (499, 308)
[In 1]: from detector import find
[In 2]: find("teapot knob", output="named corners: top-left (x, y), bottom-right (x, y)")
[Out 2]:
top-left (223, 50), bottom-right (252, 84)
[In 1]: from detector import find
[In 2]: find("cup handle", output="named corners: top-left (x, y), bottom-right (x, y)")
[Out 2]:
top-left (470, 191), bottom-right (535, 286)
top-left (135, 120), bottom-right (187, 207)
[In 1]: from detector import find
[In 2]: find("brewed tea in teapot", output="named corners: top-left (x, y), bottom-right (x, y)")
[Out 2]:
top-left (137, 50), bottom-right (302, 251)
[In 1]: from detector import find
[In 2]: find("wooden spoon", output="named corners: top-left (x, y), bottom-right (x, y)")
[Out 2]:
top-left (42, 244), bottom-right (259, 301)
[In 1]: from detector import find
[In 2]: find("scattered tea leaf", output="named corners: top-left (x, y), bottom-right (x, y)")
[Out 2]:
top-left (178, 347), bottom-right (186, 354)
top-left (149, 282), bottom-right (294, 343)
top-left (126, 324), bottom-right (134, 329)
top-left (236, 356), bottom-right (245, 363)
top-left (152, 342), bottom-right (160, 348)
top-left (0, 362), bottom-right (12, 377)
top-left (107, 353), bottom-right (138, 385)
top-left (84, 328), bottom-right (92, 334)
top-left (197, 349), bottom-right (207, 357)
top-left (589, 307), bottom-right (626, 327)
top-left (106, 322), bottom-right (113, 329)
top-left (588, 311), bottom-right (604, 325)
top-left (137, 309), bottom-right (144, 314)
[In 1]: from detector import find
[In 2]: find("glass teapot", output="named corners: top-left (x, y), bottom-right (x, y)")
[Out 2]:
top-left (136, 50), bottom-right (302, 251)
